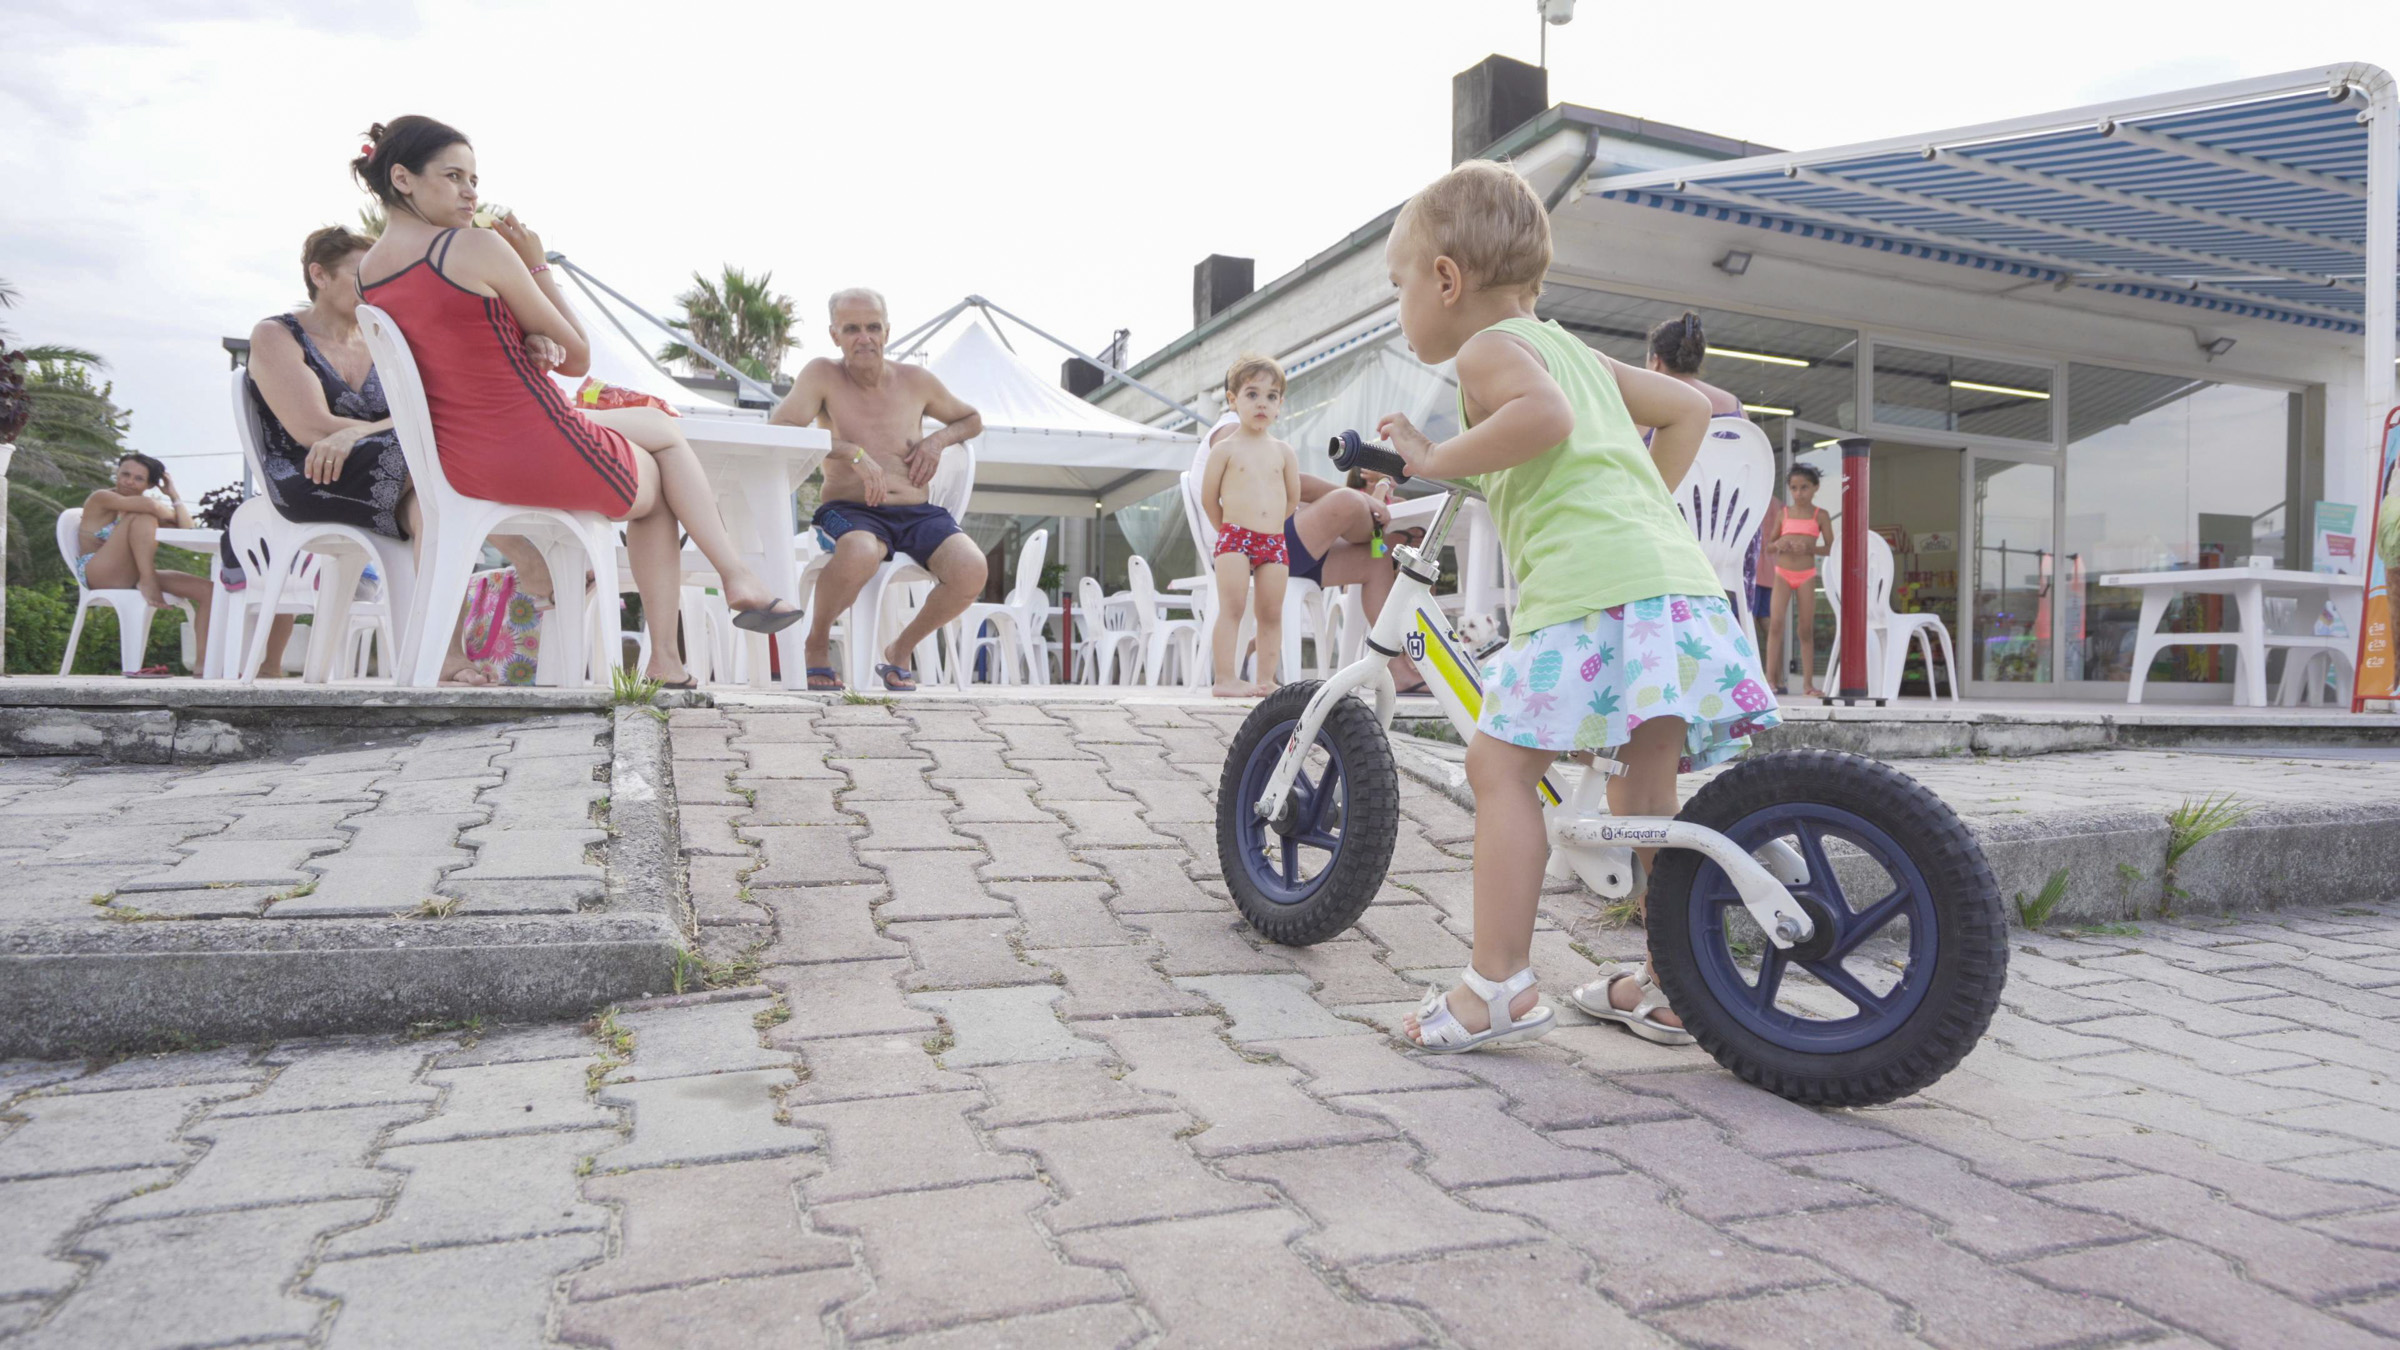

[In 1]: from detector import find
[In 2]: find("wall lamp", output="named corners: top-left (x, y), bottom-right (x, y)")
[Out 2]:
top-left (1714, 250), bottom-right (1753, 276)
top-left (2197, 336), bottom-right (2237, 361)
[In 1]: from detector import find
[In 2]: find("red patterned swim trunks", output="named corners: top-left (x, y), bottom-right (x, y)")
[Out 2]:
top-left (1214, 523), bottom-right (1289, 569)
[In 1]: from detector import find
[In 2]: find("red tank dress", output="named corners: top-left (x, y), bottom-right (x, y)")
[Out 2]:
top-left (362, 228), bottom-right (640, 517)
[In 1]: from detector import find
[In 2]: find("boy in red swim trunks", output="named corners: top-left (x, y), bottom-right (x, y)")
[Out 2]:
top-left (1198, 355), bottom-right (1301, 697)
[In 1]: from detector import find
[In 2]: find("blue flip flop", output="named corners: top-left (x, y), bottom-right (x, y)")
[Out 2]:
top-left (874, 663), bottom-right (918, 693)
top-left (806, 667), bottom-right (844, 692)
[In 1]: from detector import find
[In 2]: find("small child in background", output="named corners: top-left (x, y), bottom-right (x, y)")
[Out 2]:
top-left (1199, 355), bottom-right (1301, 697)
top-left (1382, 160), bottom-right (1781, 1053)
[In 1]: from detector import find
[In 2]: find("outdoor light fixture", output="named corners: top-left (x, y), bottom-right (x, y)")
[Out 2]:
top-left (1714, 250), bottom-right (1753, 276)
top-left (1812, 438), bottom-right (1843, 449)
top-left (1539, 0), bottom-right (1576, 21)
top-left (2198, 336), bottom-right (2238, 360)
top-left (1707, 345), bottom-right (1809, 368)
top-left (1948, 379), bottom-right (2051, 401)
top-left (1742, 403), bottom-right (1796, 417)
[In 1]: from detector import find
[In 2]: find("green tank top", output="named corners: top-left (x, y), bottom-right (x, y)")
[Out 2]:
top-left (1460, 317), bottom-right (1724, 633)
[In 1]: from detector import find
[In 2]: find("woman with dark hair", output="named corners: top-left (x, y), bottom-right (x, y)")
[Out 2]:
top-left (76, 453), bottom-right (213, 671)
top-left (1643, 310), bottom-right (1743, 416)
top-left (351, 115), bottom-right (798, 686)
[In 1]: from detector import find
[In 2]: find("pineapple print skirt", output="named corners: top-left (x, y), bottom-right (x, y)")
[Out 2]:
top-left (1474, 592), bottom-right (1782, 771)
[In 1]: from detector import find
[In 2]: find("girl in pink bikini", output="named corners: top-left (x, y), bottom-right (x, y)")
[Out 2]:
top-left (1762, 462), bottom-right (1834, 697)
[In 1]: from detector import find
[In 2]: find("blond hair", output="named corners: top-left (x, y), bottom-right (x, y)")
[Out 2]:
top-left (1224, 353), bottom-right (1286, 397)
top-left (1392, 159), bottom-right (1551, 298)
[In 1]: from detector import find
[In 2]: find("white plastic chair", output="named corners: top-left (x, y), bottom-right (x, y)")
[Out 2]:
top-left (225, 369), bottom-right (410, 683)
top-left (946, 528), bottom-right (1052, 689)
top-left (357, 304), bottom-right (620, 689)
top-left (1674, 416), bottom-right (1771, 655)
top-left (54, 509), bottom-right (196, 674)
top-left (1127, 555), bottom-right (1202, 686)
top-left (1823, 532), bottom-right (1961, 701)
top-left (1072, 574), bottom-right (1142, 685)
top-left (797, 443), bottom-right (977, 691)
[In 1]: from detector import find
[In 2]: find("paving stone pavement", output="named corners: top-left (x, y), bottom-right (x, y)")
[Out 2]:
top-left (0, 716), bottom-right (612, 924)
top-left (3, 698), bottom-right (2398, 1346)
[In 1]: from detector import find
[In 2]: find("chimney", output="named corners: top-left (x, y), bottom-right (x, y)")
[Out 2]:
top-left (1192, 254), bottom-right (1255, 327)
top-left (1061, 357), bottom-right (1105, 398)
top-left (1452, 55), bottom-right (1548, 165)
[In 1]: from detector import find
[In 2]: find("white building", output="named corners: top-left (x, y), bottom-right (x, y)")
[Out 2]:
top-left (1094, 57), bottom-right (2395, 703)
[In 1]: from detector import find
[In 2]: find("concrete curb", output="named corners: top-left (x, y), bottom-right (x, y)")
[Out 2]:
top-left (0, 708), bottom-right (690, 1058)
top-left (0, 683), bottom-right (715, 765)
top-left (1383, 734), bottom-right (2400, 927)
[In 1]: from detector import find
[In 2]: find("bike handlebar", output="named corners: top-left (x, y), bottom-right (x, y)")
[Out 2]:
top-left (1328, 431), bottom-right (1411, 483)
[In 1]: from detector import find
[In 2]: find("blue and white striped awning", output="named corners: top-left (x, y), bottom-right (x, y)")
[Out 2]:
top-left (1580, 65), bottom-right (2395, 337)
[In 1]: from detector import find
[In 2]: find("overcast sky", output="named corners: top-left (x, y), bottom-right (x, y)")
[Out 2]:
top-left (4, 0), bottom-right (2393, 493)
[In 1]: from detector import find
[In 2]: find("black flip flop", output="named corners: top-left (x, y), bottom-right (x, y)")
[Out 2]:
top-left (731, 601), bottom-right (804, 636)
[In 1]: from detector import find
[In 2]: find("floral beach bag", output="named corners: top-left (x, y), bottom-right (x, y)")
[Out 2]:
top-left (461, 567), bottom-right (544, 686)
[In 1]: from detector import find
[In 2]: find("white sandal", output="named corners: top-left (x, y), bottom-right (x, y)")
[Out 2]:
top-left (1403, 966), bottom-right (1556, 1054)
top-left (1569, 963), bottom-right (1696, 1046)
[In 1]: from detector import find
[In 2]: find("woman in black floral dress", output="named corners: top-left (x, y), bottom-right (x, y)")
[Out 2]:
top-left (245, 226), bottom-right (415, 539)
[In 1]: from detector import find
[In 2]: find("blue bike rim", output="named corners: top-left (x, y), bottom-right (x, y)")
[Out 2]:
top-left (1685, 801), bottom-right (1938, 1053)
top-left (1234, 718), bottom-right (1348, 906)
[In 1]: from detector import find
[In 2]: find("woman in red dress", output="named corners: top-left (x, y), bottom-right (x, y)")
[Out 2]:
top-left (353, 116), bottom-right (800, 686)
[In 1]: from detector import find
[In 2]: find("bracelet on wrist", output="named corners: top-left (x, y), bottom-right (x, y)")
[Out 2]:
top-left (528, 263), bottom-right (550, 276)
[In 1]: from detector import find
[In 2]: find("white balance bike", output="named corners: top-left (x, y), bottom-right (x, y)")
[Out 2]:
top-left (1217, 433), bottom-right (2006, 1105)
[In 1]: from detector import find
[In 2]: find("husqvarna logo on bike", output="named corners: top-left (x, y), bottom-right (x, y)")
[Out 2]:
top-left (1405, 632), bottom-right (1427, 662)
top-left (1597, 824), bottom-right (1670, 843)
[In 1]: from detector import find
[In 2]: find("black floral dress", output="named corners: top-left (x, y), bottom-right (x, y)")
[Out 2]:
top-left (246, 313), bottom-right (411, 539)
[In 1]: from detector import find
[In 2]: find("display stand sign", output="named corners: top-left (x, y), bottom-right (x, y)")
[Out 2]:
top-left (2315, 501), bottom-right (2358, 573)
top-left (2353, 408), bottom-right (2400, 710)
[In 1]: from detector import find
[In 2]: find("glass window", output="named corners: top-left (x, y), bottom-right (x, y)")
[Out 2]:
top-left (1538, 286), bottom-right (1862, 435)
top-left (1972, 459), bottom-right (2055, 683)
top-left (2061, 366), bottom-right (2296, 683)
top-left (1872, 345), bottom-right (2053, 444)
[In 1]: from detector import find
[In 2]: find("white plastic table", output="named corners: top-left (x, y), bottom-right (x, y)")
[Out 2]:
top-left (677, 413), bottom-right (830, 688)
top-left (2101, 564), bottom-right (2364, 706)
top-left (156, 526), bottom-right (232, 677)
top-left (1384, 492), bottom-right (1508, 624)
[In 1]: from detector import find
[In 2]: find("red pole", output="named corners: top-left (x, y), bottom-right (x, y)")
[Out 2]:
top-left (1836, 438), bottom-right (1873, 702)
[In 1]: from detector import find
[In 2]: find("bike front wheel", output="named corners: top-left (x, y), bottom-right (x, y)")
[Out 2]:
top-left (1647, 749), bottom-right (2007, 1107)
top-left (1217, 682), bottom-right (1399, 946)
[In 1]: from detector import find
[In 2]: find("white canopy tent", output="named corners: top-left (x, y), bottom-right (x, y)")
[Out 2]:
top-left (919, 319), bottom-right (1197, 517)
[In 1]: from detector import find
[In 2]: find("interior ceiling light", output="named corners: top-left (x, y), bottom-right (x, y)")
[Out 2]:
top-left (1947, 379), bottom-right (2051, 401)
top-left (1812, 438), bottom-right (1843, 449)
top-left (1714, 250), bottom-right (1753, 276)
top-left (1742, 403), bottom-right (1796, 417)
top-left (1708, 345), bottom-right (1810, 368)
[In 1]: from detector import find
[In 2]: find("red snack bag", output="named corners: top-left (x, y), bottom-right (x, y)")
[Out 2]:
top-left (574, 377), bottom-right (680, 417)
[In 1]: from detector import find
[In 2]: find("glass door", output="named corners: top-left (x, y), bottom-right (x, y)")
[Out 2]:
top-left (1966, 455), bottom-right (2059, 687)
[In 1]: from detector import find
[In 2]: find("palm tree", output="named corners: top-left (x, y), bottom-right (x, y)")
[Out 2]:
top-left (1, 281), bottom-right (130, 584)
top-left (657, 266), bottom-right (798, 383)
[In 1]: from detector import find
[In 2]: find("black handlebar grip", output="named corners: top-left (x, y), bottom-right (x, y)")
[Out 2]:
top-left (1329, 430), bottom-right (1410, 482)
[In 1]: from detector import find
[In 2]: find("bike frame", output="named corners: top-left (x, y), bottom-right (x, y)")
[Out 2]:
top-left (1250, 481), bottom-right (1818, 950)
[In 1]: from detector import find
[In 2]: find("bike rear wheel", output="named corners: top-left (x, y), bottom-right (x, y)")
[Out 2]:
top-left (1218, 682), bottom-right (1399, 946)
top-left (1647, 749), bottom-right (2006, 1106)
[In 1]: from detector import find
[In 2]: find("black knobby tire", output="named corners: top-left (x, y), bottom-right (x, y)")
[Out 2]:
top-left (1217, 681), bottom-right (1400, 946)
top-left (1647, 749), bottom-right (2007, 1107)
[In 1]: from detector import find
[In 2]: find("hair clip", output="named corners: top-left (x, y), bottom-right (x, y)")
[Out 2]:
top-left (360, 143), bottom-right (374, 155)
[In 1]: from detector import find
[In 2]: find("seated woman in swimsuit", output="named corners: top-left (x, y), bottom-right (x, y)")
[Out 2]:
top-left (76, 454), bottom-right (213, 672)
top-left (352, 116), bottom-right (799, 688)
top-left (1761, 463), bottom-right (1834, 697)
top-left (246, 223), bottom-right (556, 682)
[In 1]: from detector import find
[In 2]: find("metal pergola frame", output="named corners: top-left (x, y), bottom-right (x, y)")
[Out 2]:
top-left (1576, 63), bottom-right (2396, 501)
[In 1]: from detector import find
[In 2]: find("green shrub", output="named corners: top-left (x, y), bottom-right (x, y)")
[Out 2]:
top-left (6, 580), bottom-right (191, 675)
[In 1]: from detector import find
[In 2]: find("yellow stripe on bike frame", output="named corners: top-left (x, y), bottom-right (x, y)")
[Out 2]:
top-left (1412, 609), bottom-right (1562, 807)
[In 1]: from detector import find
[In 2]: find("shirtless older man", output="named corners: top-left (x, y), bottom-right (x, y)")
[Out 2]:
top-left (772, 288), bottom-right (986, 692)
